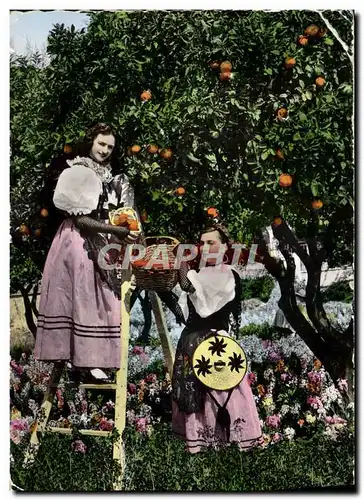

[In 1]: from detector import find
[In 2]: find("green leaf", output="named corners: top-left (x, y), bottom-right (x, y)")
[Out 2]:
top-left (299, 112), bottom-right (307, 121)
top-left (293, 132), bottom-right (301, 141)
top-left (187, 106), bottom-right (194, 115)
top-left (324, 38), bottom-right (334, 46)
top-left (187, 153), bottom-right (201, 164)
top-left (305, 91), bottom-right (313, 100)
top-left (261, 151), bottom-right (270, 161)
top-left (299, 80), bottom-right (305, 89)
top-left (311, 181), bottom-right (319, 197)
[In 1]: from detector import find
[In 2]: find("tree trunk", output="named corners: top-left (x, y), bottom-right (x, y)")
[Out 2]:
top-left (19, 285), bottom-right (37, 338)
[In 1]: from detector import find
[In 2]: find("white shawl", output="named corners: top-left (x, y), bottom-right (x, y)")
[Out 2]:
top-left (178, 264), bottom-right (236, 322)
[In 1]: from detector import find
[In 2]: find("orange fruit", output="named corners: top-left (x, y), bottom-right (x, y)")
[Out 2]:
top-left (207, 207), bottom-right (218, 217)
top-left (63, 144), bottom-right (72, 154)
top-left (297, 35), bottom-right (309, 46)
top-left (284, 57), bottom-right (296, 69)
top-left (114, 213), bottom-right (129, 226)
top-left (277, 107), bottom-right (288, 120)
top-left (279, 174), bottom-right (293, 188)
top-left (34, 228), bottom-right (42, 238)
top-left (175, 186), bottom-right (185, 196)
top-left (128, 220), bottom-right (139, 231)
top-left (130, 145), bottom-right (141, 154)
top-left (19, 224), bottom-right (30, 235)
top-left (276, 149), bottom-right (285, 160)
top-left (305, 24), bottom-right (320, 37)
top-left (317, 27), bottom-right (327, 38)
top-left (160, 148), bottom-right (173, 160)
top-left (210, 60), bottom-right (220, 70)
top-left (132, 259), bottom-right (149, 268)
top-left (311, 199), bottom-right (323, 210)
top-left (273, 217), bottom-right (283, 227)
top-left (140, 90), bottom-right (152, 101)
top-left (40, 208), bottom-right (49, 218)
top-left (220, 60), bottom-right (232, 73)
top-left (219, 71), bottom-right (232, 81)
top-left (147, 144), bottom-right (158, 154)
top-left (315, 76), bottom-right (325, 87)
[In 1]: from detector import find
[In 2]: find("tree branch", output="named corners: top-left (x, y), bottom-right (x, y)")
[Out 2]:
top-left (19, 284), bottom-right (37, 338)
top-left (316, 10), bottom-right (354, 66)
top-left (272, 220), bottom-right (312, 270)
top-left (256, 236), bottom-right (285, 280)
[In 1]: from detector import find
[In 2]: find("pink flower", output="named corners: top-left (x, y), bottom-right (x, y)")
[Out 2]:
top-left (135, 417), bottom-right (147, 433)
top-left (337, 379), bottom-right (348, 392)
top-left (280, 373), bottom-right (290, 383)
top-left (10, 419), bottom-right (29, 432)
top-left (99, 417), bottom-right (114, 431)
top-left (10, 361), bottom-right (24, 376)
top-left (128, 383), bottom-right (137, 394)
top-left (247, 372), bottom-right (257, 386)
top-left (262, 340), bottom-right (273, 349)
top-left (146, 373), bottom-right (157, 383)
top-left (307, 396), bottom-right (323, 409)
top-left (132, 346), bottom-right (144, 355)
top-left (140, 352), bottom-right (149, 364)
top-left (268, 350), bottom-right (281, 362)
top-left (307, 371), bottom-right (322, 385)
top-left (10, 429), bottom-right (21, 445)
top-left (71, 440), bottom-right (87, 453)
top-left (325, 416), bottom-right (346, 425)
top-left (265, 414), bottom-right (281, 429)
top-left (272, 432), bottom-right (282, 443)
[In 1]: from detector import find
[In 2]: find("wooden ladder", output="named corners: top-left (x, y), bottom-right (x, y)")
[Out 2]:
top-left (27, 273), bottom-right (175, 490)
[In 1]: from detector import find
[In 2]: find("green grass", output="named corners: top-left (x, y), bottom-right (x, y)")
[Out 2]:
top-left (11, 424), bottom-right (354, 492)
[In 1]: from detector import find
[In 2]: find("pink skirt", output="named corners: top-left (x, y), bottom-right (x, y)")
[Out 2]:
top-left (34, 219), bottom-right (121, 368)
top-left (172, 377), bottom-right (263, 453)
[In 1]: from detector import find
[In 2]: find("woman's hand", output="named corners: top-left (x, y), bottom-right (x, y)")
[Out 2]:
top-left (125, 230), bottom-right (140, 244)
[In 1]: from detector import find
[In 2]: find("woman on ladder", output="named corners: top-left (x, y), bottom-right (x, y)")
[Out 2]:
top-left (34, 123), bottom-right (140, 381)
top-left (172, 219), bottom-right (263, 453)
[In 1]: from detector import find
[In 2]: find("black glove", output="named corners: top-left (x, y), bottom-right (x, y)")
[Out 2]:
top-left (73, 216), bottom-right (130, 240)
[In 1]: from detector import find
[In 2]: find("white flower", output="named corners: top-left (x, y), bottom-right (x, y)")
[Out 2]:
top-left (284, 427), bottom-right (296, 441)
top-left (280, 404), bottom-right (290, 417)
top-left (323, 426), bottom-right (338, 441)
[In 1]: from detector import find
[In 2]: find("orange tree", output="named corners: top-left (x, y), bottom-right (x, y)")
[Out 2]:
top-left (10, 10), bottom-right (354, 393)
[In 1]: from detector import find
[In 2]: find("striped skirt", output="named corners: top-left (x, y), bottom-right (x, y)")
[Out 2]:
top-left (34, 219), bottom-right (121, 368)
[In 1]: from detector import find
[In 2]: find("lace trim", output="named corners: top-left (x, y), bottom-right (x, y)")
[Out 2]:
top-left (66, 156), bottom-right (113, 183)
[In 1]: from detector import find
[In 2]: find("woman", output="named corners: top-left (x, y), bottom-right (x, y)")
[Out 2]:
top-left (172, 222), bottom-right (263, 453)
top-left (34, 123), bottom-right (140, 378)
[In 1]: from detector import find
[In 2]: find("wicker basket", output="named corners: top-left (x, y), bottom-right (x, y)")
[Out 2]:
top-left (132, 236), bottom-right (180, 292)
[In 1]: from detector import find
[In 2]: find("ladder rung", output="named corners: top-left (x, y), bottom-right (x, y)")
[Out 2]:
top-left (52, 383), bottom-right (117, 390)
top-left (48, 428), bottom-right (112, 436)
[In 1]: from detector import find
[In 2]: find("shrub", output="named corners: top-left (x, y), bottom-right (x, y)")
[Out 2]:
top-left (321, 281), bottom-right (353, 304)
top-left (241, 276), bottom-right (275, 303)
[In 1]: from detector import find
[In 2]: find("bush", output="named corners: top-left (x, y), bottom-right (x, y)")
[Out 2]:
top-left (122, 424), bottom-right (354, 492)
top-left (10, 432), bottom-right (122, 492)
top-left (10, 424), bottom-right (354, 492)
top-left (321, 281), bottom-right (353, 304)
top-left (241, 276), bottom-right (275, 303)
top-left (238, 322), bottom-right (291, 340)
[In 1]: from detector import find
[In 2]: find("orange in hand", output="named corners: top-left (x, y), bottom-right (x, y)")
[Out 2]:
top-left (128, 220), bottom-right (139, 231)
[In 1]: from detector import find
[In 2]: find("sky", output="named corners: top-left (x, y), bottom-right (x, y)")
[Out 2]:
top-left (10, 10), bottom-right (90, 55)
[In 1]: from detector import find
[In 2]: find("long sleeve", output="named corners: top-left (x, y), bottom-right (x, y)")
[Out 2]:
top-left (73, 215), bottom-right (130, 238)
top-left (178, 261), bottom-right (195, 293)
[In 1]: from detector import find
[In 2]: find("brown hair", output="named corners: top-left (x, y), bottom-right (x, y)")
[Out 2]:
top-left (201, 222), bottom-right (231, 245)
top-left (73, 123), bottom-right (122, 174)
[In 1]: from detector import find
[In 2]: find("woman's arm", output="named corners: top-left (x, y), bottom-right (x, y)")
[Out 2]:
top-left (73, 215), bottom-right (130, 240)
top-left (178, 261), bottom-right (195, 293)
